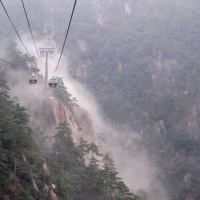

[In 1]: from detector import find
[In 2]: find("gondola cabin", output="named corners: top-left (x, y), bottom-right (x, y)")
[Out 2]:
top-left (48, 76), bottom-right (58, 87)
top-left (29, 74), bottom-right (38, 84)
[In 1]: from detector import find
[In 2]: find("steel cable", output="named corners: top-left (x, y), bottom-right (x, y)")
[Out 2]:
top-left (20, 0), bottom-right (42, 62)
top-left (55, 0), bottom-right (77, 71)
top-left (0, 0), bottom-right (31, 56)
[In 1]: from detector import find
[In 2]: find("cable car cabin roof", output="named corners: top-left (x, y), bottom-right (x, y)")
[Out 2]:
top-left (50, 76), bottom-right (56, 78)
top-left (30, 74), bottom-right (37, 77)
top-left (49, 77), bottom-right (58, 85)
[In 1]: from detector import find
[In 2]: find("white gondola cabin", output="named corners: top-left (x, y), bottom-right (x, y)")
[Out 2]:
top-left (29, 74), bottom-right (38, 84)
top-left (48, 76), bottom-right (58, 87)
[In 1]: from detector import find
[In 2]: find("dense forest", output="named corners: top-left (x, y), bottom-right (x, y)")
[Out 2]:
top-left (66, 1), bottom-right (200, 200)
top-left (1, 0), bottom-right (200, 200)
top-left (0, 47), bottom-right (141, 200)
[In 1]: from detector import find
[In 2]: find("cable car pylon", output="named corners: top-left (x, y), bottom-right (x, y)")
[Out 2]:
top-left (39, 48), bottom-right (54, 86)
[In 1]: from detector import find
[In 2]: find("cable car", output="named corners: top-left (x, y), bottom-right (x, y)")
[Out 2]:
top-left (29, 73), bottom-right (38, 84)
top-left (48, 76), bottom-right (58, 87)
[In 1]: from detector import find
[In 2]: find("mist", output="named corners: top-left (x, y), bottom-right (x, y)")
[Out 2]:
top-left (7, 33), bottom-right (170, 199)
top-left (44, 51), bottom-right (169, 200)
top-left (0, 0), bottom-right (178, 199)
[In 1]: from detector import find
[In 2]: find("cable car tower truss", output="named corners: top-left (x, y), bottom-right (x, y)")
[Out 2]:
top-left (40, 48), bottom-right (54, 85)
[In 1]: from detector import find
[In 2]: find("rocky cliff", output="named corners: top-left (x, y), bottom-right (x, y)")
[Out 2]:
top-left (41, 96), bottom-right (101, 200)
top-left (45, 96), bottom-right (99, 146)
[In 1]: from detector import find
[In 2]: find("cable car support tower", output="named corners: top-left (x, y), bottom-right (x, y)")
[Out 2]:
top-left (39, 48), bottom-right (54, 85)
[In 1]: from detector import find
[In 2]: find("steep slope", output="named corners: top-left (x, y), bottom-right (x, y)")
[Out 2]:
top-left (45, 96), bottom-right (99, 145)
top-left (2, 0), bottom-right (200, 199)
top-left (54, 1), bottom-right (200, 199)
top-left (0, 79), bottom-right (44, 200)
top-left (0, 52), bottom-right (140, 200)
top-left (0, 78), bottom-right (124, 200)
top-left (0, 40), bottom-right (143, 199)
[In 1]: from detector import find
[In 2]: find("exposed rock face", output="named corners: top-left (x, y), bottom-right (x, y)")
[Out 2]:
top-left (43, 163), bottom-right (50, 176)
top-left (3, 195), bottom-right (10, 200)
top-left (45, 97), bottom-right (80, 142)
top-left (124, 3), bottom-right (131, 15)
top-left (45, 96), bottom-right (99, 146)
top-left (153, 120), bottom-right (166, 135)
top-left (183, 173), bottom-right (192, 188)
top-left (72, 106), bottom-right (99, 145)
top-left (31, 178), bottom-right (39, 192)
top-left (185, 195), bottom-right (194, 200)
top-left (77, 40), bottom-right (87, 52)
top-left (50, 189), bottom-right (58, 200)
top-left (22, 154), bottom-right (39, 192)
top-left (188, 105), bottom-right (198, 134)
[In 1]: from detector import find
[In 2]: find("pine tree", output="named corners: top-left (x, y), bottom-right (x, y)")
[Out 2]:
top-left (77, 137), bottom-right (90, 162)
top-left (52, 121), bottom-right (80, 170)
top-left (0, 79), bottom-right (44, 199)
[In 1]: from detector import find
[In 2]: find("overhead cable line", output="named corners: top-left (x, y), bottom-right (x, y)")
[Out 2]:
top-left (20, 0), bottom-right (42, 62)
top-left (55, 0), bottom-right (77, 71)
top-left (0, 58), bottom-right (16, 66)
top-left (0, 0), bottom-right (31, 56)
top-left (0, 58), bottom-right (38, 74)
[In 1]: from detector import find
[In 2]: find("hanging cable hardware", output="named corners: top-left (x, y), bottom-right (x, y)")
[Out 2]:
top-left (0, 0), bottom-right (31, 56)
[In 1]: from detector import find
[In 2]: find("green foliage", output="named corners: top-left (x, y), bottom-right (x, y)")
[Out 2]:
top-left (52, 121), bottom-right (81, 170)
top-left (62, 1), bottom-right (200, 199)
top-left (52, 78), bottom-right (73, 107)
top-left (5, 0), bottom-right (200, 199)
top-left (0, 79), bottom-right (44, 200)
top-left (0, 42), bottom-right (141, 199)
top-left (48, 122), bottom-right (142, 200)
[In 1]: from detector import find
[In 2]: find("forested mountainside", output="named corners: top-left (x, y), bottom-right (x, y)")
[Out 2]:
top-left (1, 0), bottom-right (200, 200)
top-left (60, 1), bottom-right (200, 200)
top-left (0, 47), bottom-right (142, 200)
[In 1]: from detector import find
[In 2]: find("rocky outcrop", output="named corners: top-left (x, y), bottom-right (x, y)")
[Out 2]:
top-left (188, 105), bottom-right (198, 134)
top-left (50, 189), bottom-right (58, 200)
top-left (22, 154), bottom-right (39, 192)
top-left (31, 178), bottom-right (39, 192)
top-left (72, 106), bottom-right (99, 145)
top-left (43, 96), bottom-right (101, 198)
top-left (185, 195), bottom-right (194, 200)
top-left (153, 120), bottom-right (166, 135)
top-left (124, 3), bottom-right (131, 15)
top-left (183, 173), bottom-right (192, 188)
top-left (43, 163), bottom-right (50, 176)
top-left (45, 96), bottom-right (80, 142)
top-left (42, 162), bottom-right (59, 200)
top-left (45, 96), bottom-right (99, 146)
top-left (3, 195), bottom-right (10, 200)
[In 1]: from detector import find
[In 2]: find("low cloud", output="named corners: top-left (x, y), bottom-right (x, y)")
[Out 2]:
top-left (14, 34), bottom-right (170, 200)
top-left (52, 56), bottom-right (169, 200)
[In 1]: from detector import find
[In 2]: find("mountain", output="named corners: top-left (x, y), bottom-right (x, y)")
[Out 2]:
top-left (0, 47), bottom-right (142, 199)
top-left (1, 0), bottom-right (200, 200)
top-left (58, 1), bottom-right (200, 200)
